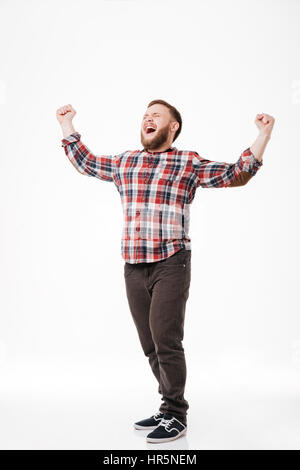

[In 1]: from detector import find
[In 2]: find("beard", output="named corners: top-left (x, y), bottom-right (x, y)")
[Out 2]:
top-left (140, 124), bottom-right (171, 151)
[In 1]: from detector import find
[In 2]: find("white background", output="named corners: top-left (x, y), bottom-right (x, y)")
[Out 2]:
top-left (0, 0), bottom-right (299, 450)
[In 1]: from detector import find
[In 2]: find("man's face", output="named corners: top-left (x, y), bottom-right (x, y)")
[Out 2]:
top-left (140, 104), bottom-right (176, 151)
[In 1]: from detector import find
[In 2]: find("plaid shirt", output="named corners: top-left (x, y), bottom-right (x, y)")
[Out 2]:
top-left (61, 132), bottom-right (263, 264)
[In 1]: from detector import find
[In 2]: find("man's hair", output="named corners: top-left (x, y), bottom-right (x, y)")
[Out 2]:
top-left (147, 99), bottom-right (182, 143)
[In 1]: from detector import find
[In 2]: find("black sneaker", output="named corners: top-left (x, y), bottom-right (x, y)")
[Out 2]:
top-left (134, 411), bottom-right (164, 430)
top-left (146, 413), bottom-right (187, 443)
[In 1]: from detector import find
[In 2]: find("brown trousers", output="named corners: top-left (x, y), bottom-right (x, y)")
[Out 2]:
top-left (124, 247), bottom-right (191, 425)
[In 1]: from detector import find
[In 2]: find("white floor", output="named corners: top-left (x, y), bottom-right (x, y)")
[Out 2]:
top-left (0, 361), bottom-right (300, 450)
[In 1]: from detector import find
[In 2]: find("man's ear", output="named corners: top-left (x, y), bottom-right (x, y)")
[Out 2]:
top-left (171, 121), bottom-right (179, 133)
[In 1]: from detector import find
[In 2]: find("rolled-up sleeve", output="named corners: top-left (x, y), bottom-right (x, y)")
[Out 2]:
top-left (192, 147), bottom-right (263, 188)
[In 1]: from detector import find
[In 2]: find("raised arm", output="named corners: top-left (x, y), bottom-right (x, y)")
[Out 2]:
top-left (56, 104), bottom-right (119, 182)
top-left (192, 113), bottom-right (275, 188)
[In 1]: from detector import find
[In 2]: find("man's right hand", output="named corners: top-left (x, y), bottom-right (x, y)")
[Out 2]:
top-left (56, 104), bottom-right (77, 138)
top-left (56, 104), bottom-right (76, 125)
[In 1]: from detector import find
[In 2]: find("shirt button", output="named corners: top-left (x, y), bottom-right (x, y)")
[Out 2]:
top-left (136, 227), bottom-right (140, 232)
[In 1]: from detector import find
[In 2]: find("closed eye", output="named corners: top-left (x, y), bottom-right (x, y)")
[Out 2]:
top-left (143, 114), bottom-right (160, 119)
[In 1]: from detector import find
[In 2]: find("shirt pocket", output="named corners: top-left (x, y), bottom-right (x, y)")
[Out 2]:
top-left (157, 161), bottom-right (185, 182)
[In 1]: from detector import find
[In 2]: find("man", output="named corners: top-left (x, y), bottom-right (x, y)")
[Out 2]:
top-left (56, 100), bottom-right (274, 443)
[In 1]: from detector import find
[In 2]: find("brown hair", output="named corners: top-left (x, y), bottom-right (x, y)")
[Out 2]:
top-left (147, 99), bottom-right (182, 143)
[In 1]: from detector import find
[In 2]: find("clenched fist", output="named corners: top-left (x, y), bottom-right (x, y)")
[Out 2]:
top-left (56, 104), bottom-right (76, 125)
top-left (255, 113), bottom-right (275, 138)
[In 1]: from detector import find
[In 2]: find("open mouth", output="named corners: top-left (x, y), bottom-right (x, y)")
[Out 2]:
top-left (145, 127), bottom-right (156, 135)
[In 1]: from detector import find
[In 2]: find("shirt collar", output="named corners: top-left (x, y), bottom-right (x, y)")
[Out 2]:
top-left (142, 146), bottom-right (175, 154)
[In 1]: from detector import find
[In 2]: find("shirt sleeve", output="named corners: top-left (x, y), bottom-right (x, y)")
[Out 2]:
top-left (192, 147), bottom-right (263, 188)
top-left (61, 132), bottom-right (120, 182)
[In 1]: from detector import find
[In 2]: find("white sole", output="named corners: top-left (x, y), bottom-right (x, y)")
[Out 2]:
top-left (134, 424), bottom-right (160, 430)
top-left (146, 427), bottom-right (187, 443)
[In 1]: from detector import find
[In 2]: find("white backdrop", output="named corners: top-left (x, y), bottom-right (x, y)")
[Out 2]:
top-left (0, 0), bottom-right (299, 450)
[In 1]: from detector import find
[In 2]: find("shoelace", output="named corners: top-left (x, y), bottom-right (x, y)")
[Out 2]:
top-left (160, 417), bottom-right (175, 430)
top-left (153, 411), bottom-right (163, 419)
